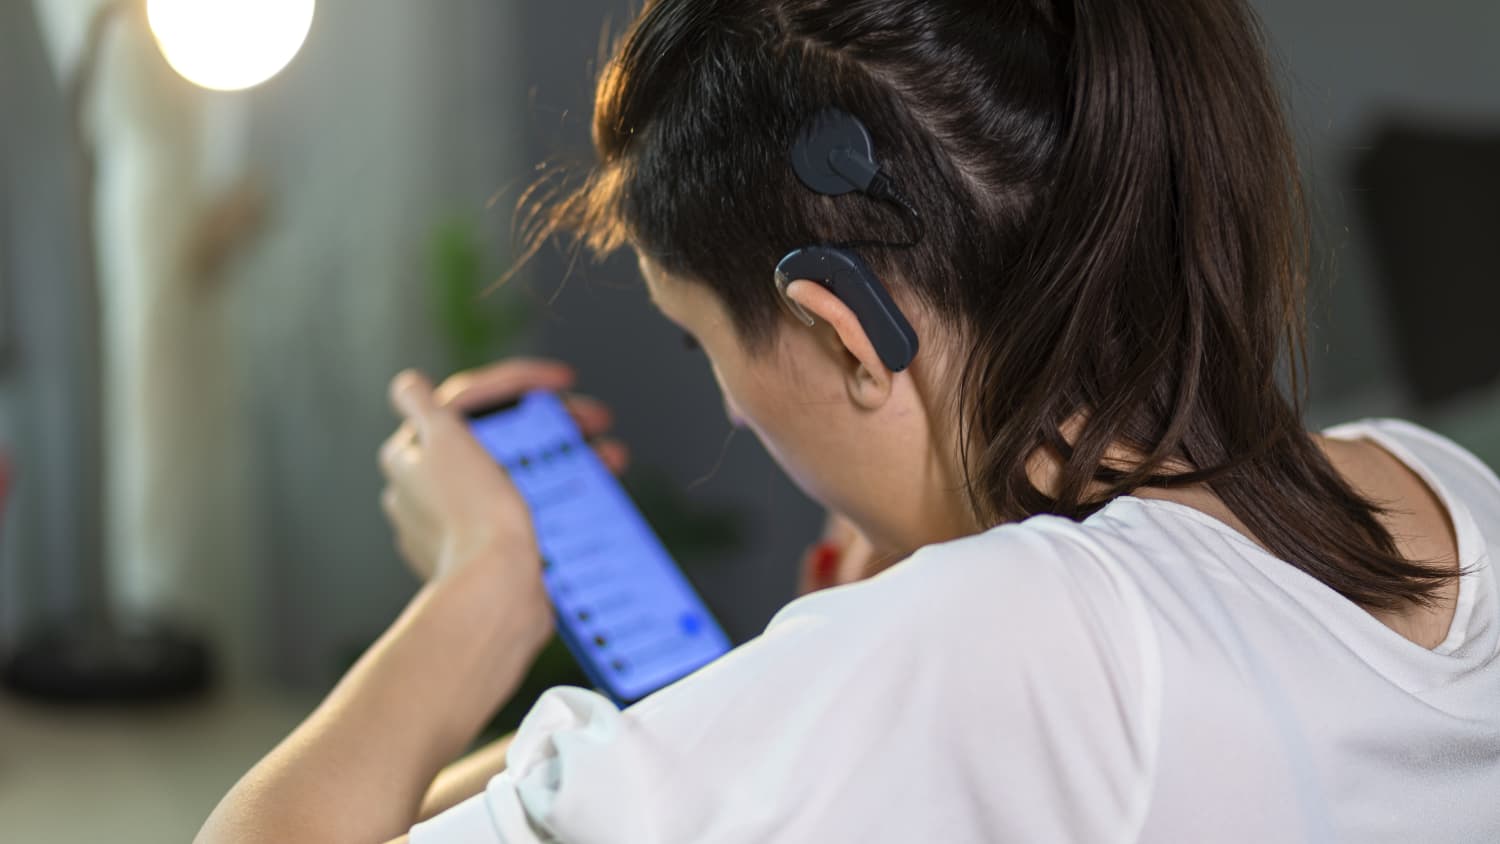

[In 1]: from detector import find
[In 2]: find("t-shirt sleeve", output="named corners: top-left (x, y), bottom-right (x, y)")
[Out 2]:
top-left (410, 523), bottom-right (1161, 843)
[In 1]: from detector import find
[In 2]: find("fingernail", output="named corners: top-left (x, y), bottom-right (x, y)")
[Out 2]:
top-left (812, 542), bottom-right (840, 585)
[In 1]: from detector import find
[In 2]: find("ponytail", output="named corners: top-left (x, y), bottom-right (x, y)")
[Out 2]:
top-left (537, 0), bottom-right (1460, 611)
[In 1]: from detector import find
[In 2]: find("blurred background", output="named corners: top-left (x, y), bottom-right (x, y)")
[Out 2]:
top-left (0, 0), bottom-right (1496, 839)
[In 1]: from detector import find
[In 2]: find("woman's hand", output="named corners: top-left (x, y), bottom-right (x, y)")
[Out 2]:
top-left (378, 359), bottom-right (628, 585)
top-left (796, 512), bottom-right (888, 595)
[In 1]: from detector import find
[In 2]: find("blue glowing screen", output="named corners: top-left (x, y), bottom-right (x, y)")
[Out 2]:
top-left (468, 391), bottom-right (731, 703)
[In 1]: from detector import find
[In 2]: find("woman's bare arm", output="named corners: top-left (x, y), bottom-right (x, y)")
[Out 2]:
top-left (196, 564), bottom-right (545, 844)
top-left (415, 512), bottom-right (879, 826)
top-left (416, 732), bottom-right (517, 821)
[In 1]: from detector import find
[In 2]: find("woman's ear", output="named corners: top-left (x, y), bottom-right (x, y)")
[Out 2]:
top-left (783, 280), bottom-right (895, 410)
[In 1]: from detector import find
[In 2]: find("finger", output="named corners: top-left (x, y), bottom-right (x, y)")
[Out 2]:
top-left (810, 541), bottom-right (842, 589)
top-left (390, 370), bottom-right (441, 436)
top-left (436, 359), bottom-right (576, 412)
top-left (379, 429), bottom-right (419, 478)
top-left (562, 393), bottom-right (615, 438)
top-left (591, 439), bottom-right (630, 475)
top-left (379, 422), bottom-right (415, 456)
top-left (795, 545), bottom-right (818, 596)
top-left (381, 483), bottom-right (432, 529)
top-left (795, 542), bottom-right (841, 596)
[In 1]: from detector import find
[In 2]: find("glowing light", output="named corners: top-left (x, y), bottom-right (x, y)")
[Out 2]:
top-left (147, 0), bottom-right (315, 92)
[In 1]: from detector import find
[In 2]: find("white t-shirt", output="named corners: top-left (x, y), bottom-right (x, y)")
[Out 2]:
top-left (411, 418), bottom-right (1500, 843)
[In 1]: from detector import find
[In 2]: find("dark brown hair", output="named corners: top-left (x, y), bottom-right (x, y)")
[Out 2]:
top-left (528, 0), bottom-right (1458, 611)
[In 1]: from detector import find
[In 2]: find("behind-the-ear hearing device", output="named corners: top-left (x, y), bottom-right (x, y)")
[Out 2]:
top-left (776, 247), bottom-right (919, 373)
top-left (778, 108), bottom-right (921, 372)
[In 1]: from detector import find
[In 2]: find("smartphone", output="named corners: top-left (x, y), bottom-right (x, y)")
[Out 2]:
top-left (466, 391), bottom-right (732, 706)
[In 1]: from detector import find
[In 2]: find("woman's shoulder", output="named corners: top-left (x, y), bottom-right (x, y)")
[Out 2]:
top-left (1322, 416), bottom-right (1500, 533)
top-left (1323, 417), bottom-right (1499, 486)
top-left (811, 516), bottom-right (1120, 607)
top-left (776, 515), bottom-right (1160, 679)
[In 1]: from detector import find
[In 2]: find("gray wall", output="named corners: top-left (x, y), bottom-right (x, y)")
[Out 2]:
top-left (1253, 0), bottom-right (1500, 413)
top-left (228, 0), bottom-right (535, 684)
top-left (0, 0), bottom-right (93, 642)
top-left (3, 0), bottom-right (1496, 685)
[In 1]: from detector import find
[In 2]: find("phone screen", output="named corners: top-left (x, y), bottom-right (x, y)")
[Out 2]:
top-left (467, 391), bottom-right (732, 704)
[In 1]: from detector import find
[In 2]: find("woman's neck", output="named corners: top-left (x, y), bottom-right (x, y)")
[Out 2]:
top-left (928, 412), bottom-right (1461, 650)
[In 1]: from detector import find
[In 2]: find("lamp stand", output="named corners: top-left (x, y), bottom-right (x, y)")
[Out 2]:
top-left (2, 0), bottom-right (212, 704)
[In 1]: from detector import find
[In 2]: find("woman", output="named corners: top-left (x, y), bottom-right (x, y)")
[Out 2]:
top-left (199, 0), bottom-right (1500, 841)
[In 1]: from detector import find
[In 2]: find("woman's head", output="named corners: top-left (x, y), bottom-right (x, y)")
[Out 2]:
top-left (533, 0), bottom-right (1454, 607)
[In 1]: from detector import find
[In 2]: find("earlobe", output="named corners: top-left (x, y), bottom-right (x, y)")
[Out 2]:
top-left (784, 280), bottom-right (895, 410)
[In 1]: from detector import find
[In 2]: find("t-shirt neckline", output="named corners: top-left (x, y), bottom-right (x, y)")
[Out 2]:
top-left (1098, 420), bottom-right (1492, 663)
